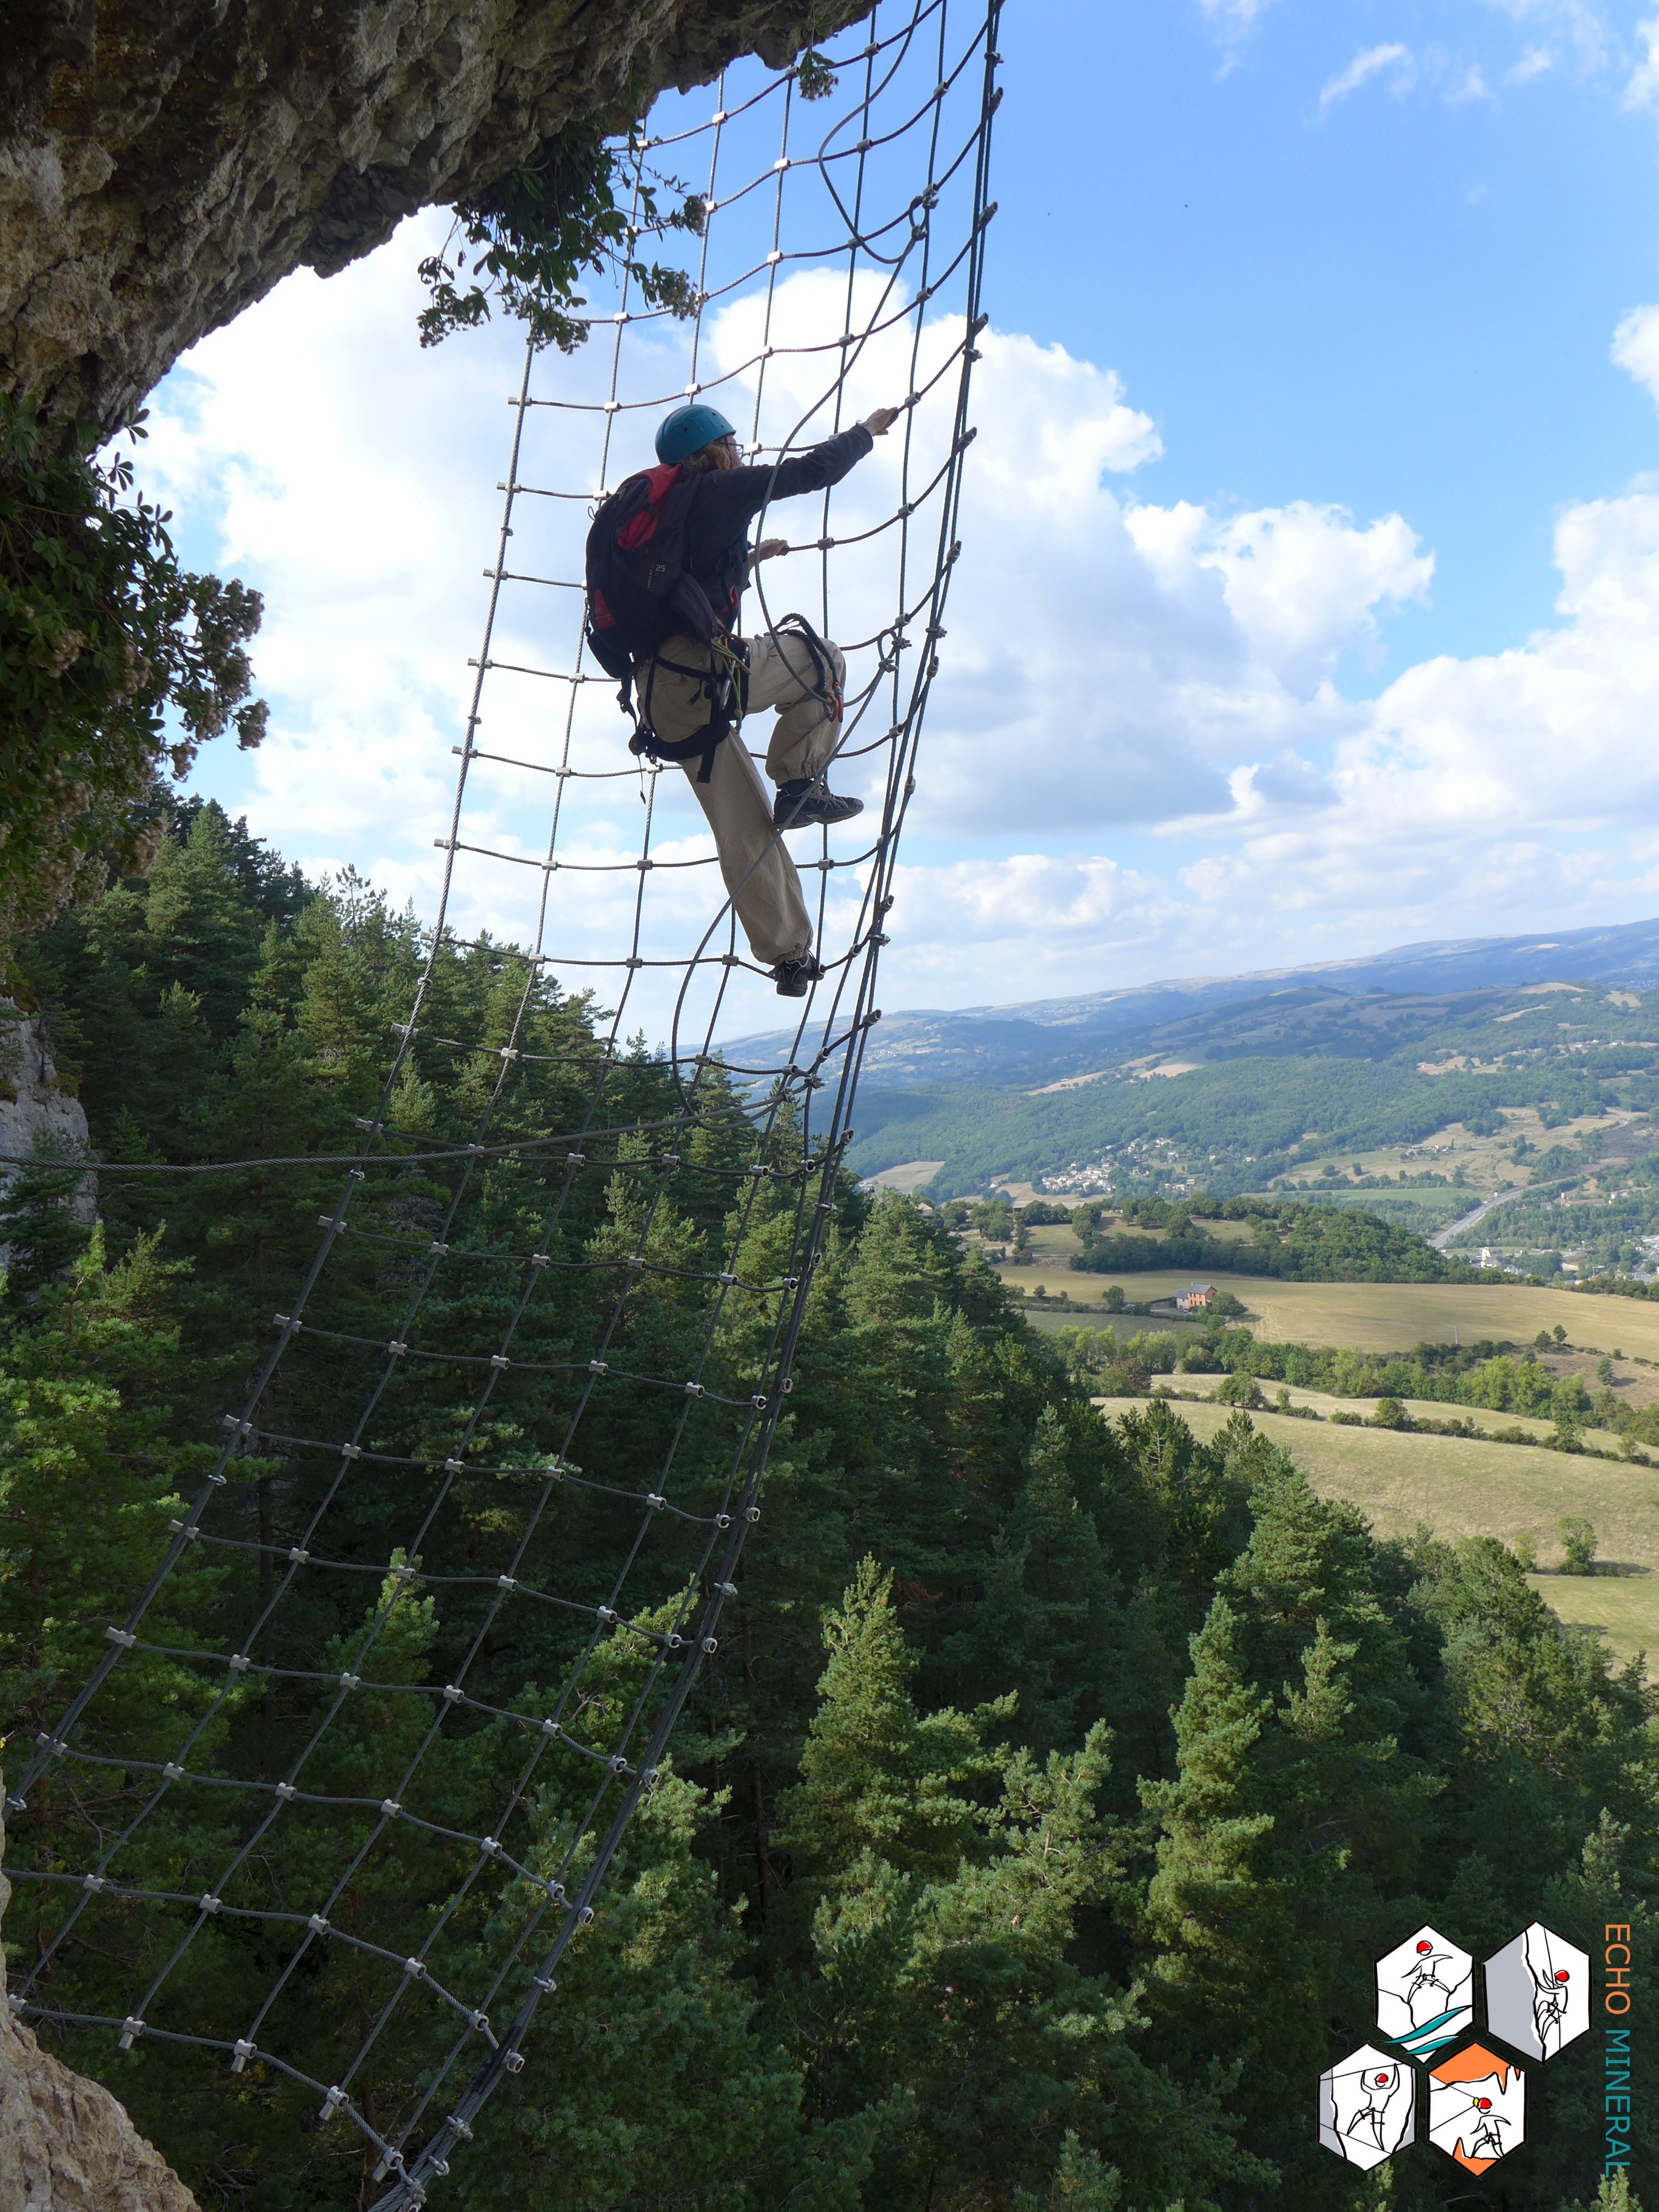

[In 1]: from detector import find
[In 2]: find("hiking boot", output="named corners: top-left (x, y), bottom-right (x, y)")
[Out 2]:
top-left (773, 778), bottom-right (864, 828)
top-left (772, 953), bottom-right (825, 998)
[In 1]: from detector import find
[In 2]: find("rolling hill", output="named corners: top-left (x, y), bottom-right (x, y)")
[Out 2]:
top-left (725, 913), bottom-right (1659, 1091)
top-left (716, 919), bottom-right (1659, 1219)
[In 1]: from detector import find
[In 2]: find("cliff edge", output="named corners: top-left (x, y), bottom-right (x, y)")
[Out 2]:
top-left (0, 1777), bottom-right (199, 2212)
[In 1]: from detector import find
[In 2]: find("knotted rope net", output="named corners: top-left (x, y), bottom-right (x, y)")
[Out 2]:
top-left (5, 3), bottom-right (1001, 2199)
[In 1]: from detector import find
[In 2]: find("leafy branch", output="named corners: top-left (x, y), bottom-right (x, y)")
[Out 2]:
top-left (0, 400), bottom-right (266, 945)
top-left (417, 119), bottom-right (706, 354)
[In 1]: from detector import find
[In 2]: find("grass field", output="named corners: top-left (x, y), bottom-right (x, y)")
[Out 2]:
top-left (1091, 1396), bottom-right (1659, 1669)
top-left (1179, 1382), bottom-right (1610, 1443)
top-left (1272, 1104), bottom-right (1634, 1199)
top-left (999, 1250), bottom-right (1659, 1359)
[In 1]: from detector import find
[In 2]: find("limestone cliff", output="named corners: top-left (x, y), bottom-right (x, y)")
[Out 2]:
top-left (0, 1011), bottom-right (91, 1170)
top-left (2, 0), bottom-right (873, 434)
top-left (0, 1779), bottom-right (199, 2212)
top-left (0, 1011), bottom-right (95, 1264)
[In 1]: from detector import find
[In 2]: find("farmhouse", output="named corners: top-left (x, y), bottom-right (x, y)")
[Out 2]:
top-left (1175, 1283), bottom-right (1215, 1313)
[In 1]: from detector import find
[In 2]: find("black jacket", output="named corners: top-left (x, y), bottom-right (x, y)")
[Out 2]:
top-left (682, 424), bottom-right (874, 632)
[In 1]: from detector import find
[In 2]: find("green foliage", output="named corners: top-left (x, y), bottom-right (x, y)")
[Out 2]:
top-left (1558, 1515), bottom-right (1598, 1574)
top-left (3, 822), bottom-right (1657, 2207)
top-left (0, 403), bottom-right (265, 942)
top-left (418, 120), bottom-right (705, 352)
top-left (1070, 1198), bottom-right (1464, 1285)
top-left (1213, 1369), bottom-right (1264, 1409)
top-left (796, 44), bottom-right (842, 101)
top-left (1558, 2180), bottom-right (1642, 2212)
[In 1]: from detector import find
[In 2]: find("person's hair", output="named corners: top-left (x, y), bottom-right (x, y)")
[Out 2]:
top-left (682, 439), bottom-right (733, 472)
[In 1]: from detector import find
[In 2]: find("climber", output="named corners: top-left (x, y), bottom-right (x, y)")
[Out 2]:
top-left (586, 399), bottom-right (900, 996)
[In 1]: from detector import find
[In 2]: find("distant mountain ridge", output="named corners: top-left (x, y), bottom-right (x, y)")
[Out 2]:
top-left (721, 916), bottom-right (1659, 1090)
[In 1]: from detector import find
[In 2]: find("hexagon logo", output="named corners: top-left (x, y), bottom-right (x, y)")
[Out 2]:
top-left (1318, 2045), bottom-right (1415, 2168)
top-left (1427, 2043), bottom-right (1524, 2171)
top-left (1375, 1923), bottom-right (1473, 2058)
top-left (1484, 1922), bottom-right (1590, 2060)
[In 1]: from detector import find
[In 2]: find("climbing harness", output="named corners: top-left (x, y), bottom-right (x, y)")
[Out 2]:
top-left (631, 631), bottom-right (751, 784)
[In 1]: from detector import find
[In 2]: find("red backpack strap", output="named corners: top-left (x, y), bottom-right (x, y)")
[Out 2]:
top-left (616, 463), bottom-right (683, 549)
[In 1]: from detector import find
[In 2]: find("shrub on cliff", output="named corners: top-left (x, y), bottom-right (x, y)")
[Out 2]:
top-left (0, 401), bottom-right (265, 943)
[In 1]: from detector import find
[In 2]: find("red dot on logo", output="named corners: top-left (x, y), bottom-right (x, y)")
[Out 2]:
top-left (1416, 1940), bottom-right (1432, 1954)
top-left (1556, 1969), bottom-right (1570, 1982)
top-left (1375, 2073), bottom-right (1389, 2085)
top-left (1476, 2097), bottom-right (1492, 2111)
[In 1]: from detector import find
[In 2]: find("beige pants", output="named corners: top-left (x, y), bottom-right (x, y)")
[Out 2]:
top-left (643, 628), bottom-right (847, 967)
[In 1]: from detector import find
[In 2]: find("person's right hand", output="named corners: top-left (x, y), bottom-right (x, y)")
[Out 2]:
top-left (863, 405), bottom-right (902, 436)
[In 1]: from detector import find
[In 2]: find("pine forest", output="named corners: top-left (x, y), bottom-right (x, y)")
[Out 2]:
top-left (0, 806), bottom-right (1650, 2211)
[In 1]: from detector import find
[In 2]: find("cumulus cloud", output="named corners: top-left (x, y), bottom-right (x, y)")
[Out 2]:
top-left (1319, 44), bottom-right (1417, 116)
top-left (1614, 304), bottom-right (1659, 407)
top-left (1167, 486), bottom-right (1659, 948)
top-left (139, 235), bottom-right (1445, 1010)
top-left (144, 221), bottom-right (1659, 1016)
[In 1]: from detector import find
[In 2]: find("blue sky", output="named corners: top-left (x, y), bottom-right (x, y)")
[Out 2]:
top-left (158, 0), bottom-right (1659, 1024)
top-left (994, 0), bottom-right (1659, 664)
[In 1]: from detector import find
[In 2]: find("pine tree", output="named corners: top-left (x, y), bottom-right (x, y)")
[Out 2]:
top-left (777, 1557), bottom-right (1003, 1904)
top-left (0, 1228), bottom-right (240, 2134)
top-left (943, 1406), bottom-right (1125, 1755)
top-left (780, 1563), bottom-right (1259, 2212)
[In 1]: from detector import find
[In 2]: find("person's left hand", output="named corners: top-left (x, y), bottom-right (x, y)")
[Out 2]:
top-left (749, 537), bottom-right (789, 567)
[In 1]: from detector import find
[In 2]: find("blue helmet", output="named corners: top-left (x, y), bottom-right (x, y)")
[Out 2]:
top-left (655, 403), bottom-right (737, 465)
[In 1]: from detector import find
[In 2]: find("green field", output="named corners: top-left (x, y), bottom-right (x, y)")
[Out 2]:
top-left (1092, 1396), bottom-right (1659, 1669)
top-left (1003, 1253), bottom-right (1659, 1358)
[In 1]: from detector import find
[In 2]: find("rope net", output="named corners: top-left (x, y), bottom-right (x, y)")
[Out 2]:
top-left (5, 4), bottom-right (1000, 2199)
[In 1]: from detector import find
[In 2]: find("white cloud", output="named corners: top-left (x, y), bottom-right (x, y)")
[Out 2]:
top-left (1483, 0), bottom-right (1609, 73)
top-left (139, 240), bottom-right (1446, 1010)
top-left (1319, 43), bottom-right (1417, 116)
top-left (1446, 60), bottom-right (1498, 104)
top-left (145, 226), bottom-right (1659, 1016)
top-left (1126, 501), bottom-right (1431, 694)
top-left (1196, 0), bottom-right (1275, 69)
top-left (1162, 486), bottom-right (1659, 954)
top-left (1613, 303), bottom-right (1659, 406)
top-left (1626, 13), bottom-right (1659, 110)
top-left (1506, 43), bottom-right (1557, 81)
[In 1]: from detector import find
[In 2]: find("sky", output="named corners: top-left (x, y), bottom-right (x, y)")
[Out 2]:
top-left (150, 0), bottom-right (1659, 1030)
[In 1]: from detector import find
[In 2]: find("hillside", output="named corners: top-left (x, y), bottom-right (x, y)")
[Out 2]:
top-left (726, 913), bottom-right (1659, 1090)
top-left (828, 969), bottom-right (1659, 1272)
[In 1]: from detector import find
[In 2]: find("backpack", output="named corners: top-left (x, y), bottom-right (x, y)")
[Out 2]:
top-left (584, 465), bottom-right (740, 780)
top-left (584, 464), bottom-right (719, 683)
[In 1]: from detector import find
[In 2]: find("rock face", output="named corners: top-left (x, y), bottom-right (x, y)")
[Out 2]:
top-left (0, 1780), bottom-right (199, 2212)
top-left (0, 1012), bottom-right (91, 1165)
top-left (2, 0), bottom-right (873, 432)
top-left (0, 1011), bottom-right (95, 1261)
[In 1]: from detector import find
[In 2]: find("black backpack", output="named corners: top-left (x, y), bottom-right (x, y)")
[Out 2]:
top-left (585, 464), bottom-right (740, 780)
top-left (585, 464), bottom-right (719, 683)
